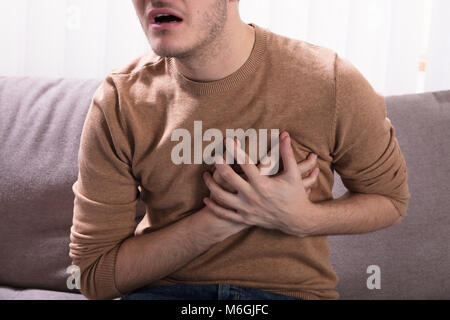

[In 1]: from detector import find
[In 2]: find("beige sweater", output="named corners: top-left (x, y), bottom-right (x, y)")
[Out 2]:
top-left (69, 24), bottom-right (410, 300)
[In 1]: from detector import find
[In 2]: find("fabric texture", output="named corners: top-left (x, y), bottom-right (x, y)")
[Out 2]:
top-left (68, 24), bottom-right (410, 300)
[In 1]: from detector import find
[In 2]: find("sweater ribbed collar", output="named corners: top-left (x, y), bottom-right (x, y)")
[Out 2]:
top-left (167, 23), bottom-right (267, 95)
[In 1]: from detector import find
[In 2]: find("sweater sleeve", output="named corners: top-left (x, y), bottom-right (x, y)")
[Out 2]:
top-left (69, 75), bottom-right (140, 300)
top-left (331, 54), bottom-right (411, 217)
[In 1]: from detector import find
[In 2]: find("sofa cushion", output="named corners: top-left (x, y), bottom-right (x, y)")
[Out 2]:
top-left (0, 286), bottom-right (87, 300)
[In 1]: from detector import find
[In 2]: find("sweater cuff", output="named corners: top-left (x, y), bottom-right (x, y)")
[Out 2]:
top-left (388, 197), bottom-right (409, 218)
top-left (87, 244), bottom-right (124, 300)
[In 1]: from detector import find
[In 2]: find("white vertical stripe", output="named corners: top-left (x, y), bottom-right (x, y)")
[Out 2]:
top-left (104, 0), bottom-right (149, 75)
top-left (24, 0), bottom-right (67, 77)
top-left (344, 0), bottom-right (392, 93)
top-left (426, 0), bottom-right (450, 92)
top-left (385, 0), bottom-right (425, 95)
top-left (307, 0), bottom-right (350, 57)
top-left (0, 0), bottom-right (28, 76)
top-left (64, 0), bottom-right (108, 79)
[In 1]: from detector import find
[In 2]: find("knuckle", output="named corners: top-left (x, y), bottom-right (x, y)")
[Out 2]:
top-left (297, 164), bottom-right (305, 173)
top-left (242, 205), bottom-right (256, 216)
top-left (212, 208), bottom-right (224, 218)
top-left (221, 168), bottom-right (233, 180)
top-left (215, 193), bottom-right (226, 204)
top-left (313, 167), bottom-right (320, 178)
top-left (213, 171), bottom-right (224, 183)
top-left (246, 192), bottom-right (259, 204)
top-left (306, 161), bottom-right (315, 170)
top-left (248, 207), bottom-right (257, 216)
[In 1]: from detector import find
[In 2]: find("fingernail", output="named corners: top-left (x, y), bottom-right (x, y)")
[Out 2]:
top-left (281, 132), bottom-right (289, 141)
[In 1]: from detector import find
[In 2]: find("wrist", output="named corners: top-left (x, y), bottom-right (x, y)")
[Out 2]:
top-left (292, 201), bottom-right (325, 237)
top-left (193, 206), bottom-right (246, 242)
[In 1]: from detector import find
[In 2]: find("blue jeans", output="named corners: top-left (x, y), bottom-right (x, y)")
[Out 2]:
top-left (121, 284), bottom-right (298, 300)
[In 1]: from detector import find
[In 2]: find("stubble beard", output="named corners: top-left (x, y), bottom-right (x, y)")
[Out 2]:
top-left (151, 0), bottom-right (228, 61)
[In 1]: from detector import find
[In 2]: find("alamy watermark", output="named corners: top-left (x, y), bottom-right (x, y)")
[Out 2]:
top-left (171, 121), bottom-right (280, 176)
top-left (366, 265), bottom-right (381, 290)
top-left (66, 265), bottom-right (81, 290)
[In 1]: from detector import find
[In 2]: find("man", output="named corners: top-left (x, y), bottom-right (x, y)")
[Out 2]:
top-left (69, 0), bottom-right (410, 300)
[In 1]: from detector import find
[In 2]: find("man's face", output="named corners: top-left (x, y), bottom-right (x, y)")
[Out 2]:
top-left (132, 0), bottom-right (229, 58)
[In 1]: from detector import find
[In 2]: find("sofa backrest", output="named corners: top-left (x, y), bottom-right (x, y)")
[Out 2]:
top-left (0, 77), bottom-right (93, 291)
top-left (329, 90), bottom-right (450, 299)
top-left (0, 76), bottom-right (449, 298)
top-left (0, 77), bottom-right (147, 293)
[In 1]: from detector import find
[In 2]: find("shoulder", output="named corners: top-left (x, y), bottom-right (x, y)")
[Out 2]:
top-left (91, 50), bottom-right (164, 101)
top-left (95, 50), bottom-right (166, 108)
top-left (264, 28), bottom-right (337, 83)
top-left (334, 53), bottom-right (378, 99)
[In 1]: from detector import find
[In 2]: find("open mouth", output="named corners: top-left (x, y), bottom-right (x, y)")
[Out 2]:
top-left (154, 14), bottom-right (183, 24)
top-left (149, 9), bottom-right (184, 28)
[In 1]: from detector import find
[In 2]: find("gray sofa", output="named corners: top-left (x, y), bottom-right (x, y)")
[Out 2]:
top-left (0, 76), bottom-right (449, 300)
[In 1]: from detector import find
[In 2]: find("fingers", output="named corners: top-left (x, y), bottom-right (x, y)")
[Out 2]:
top-left (225, 137), bottom-right (261, 184)
top-left (203, 197), bottom-right (247, 225)
top-left (298, 153), bottom-right (318, 176)
top-left (257, 138), bottom-right (280, 176)
top-left (212, 169), bottom-right (235, 193)
top-left (302, 167), bottom-right (320, 189)
top-left (203, 172), bottom-right (244, 209)
top-left (212, 151), bottom-right (236, 192)
top-left (213, 157), bottom-right (252, 195)
top-left (279, 132), bottom-right (299, 181)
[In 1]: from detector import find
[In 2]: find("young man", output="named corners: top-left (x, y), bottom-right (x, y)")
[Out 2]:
top-left (69, 0), bottom-right (410, 300)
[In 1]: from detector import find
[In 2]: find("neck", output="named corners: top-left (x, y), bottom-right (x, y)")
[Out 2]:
top-left (174, 20), bottom-right (255, 82)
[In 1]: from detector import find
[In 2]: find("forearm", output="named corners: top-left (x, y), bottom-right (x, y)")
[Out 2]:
top-left (304, 191), bottom-right (403, 237)
top-left (115, 206), bottom-right (245, 295)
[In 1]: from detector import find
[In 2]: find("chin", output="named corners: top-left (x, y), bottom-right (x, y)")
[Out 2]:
top-left (151, 45), bottom-right (183, 58)
top-left (150, 40), bottom-right (192, 58)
